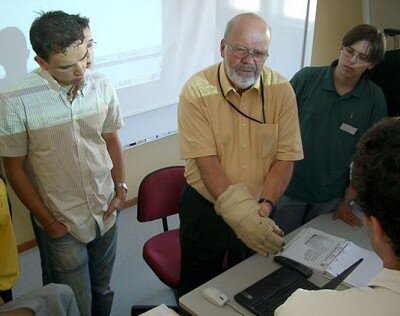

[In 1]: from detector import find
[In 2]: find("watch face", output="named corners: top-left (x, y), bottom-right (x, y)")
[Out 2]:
top-left (347, 199), bottom-right (356, 207)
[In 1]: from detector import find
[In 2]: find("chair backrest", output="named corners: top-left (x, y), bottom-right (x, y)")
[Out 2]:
top-left (137, 166), bottom-right (186, 223)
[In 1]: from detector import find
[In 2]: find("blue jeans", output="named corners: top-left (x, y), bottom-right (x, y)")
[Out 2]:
top-left (43, 221), bottom-right (118, 316)
top-left (30, 214), bottom-right (53, 285)
top-left (273, 195), bottom-right (340, 234)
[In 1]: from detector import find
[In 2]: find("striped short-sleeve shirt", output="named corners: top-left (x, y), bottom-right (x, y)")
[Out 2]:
top-left (0, 68), bottom-right (123, 243)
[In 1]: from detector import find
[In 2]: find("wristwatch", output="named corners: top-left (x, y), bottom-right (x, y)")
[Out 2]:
top-left (347, 199), bottom-right (356, 207)
top-left (114, 182), bottom-right (128, 193)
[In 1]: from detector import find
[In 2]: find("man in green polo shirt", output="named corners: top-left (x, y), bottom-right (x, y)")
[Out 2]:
top-left (273, 24), bottom-right (387, 234)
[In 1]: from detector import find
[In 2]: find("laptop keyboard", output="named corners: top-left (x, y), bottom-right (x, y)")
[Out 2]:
top-left (235, 266), bottom-right (319, 316)
top-left (235, 257), bottom-right (362, 316)
top-left (250, 279), bottom-right (312, 316)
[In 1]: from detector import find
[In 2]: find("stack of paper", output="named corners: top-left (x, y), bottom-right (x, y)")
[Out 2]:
top-left (277, 227), bottom-right (383, 287)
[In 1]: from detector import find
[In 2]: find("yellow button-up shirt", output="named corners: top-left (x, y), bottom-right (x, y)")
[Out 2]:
top-left (179, 63), bottom-right (303, 203)
top-left (0, 178), bottom-right (18, 290)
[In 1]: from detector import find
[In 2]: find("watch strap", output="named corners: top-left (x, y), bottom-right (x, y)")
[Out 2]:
top-left (114, 182), bottom-right (128, 193)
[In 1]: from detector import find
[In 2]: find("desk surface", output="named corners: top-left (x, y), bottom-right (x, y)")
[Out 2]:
top-left (179, 212), bottom-right (372, 316)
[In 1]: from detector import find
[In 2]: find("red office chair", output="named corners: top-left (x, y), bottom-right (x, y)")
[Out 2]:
top-left (131, 166), bottom-right (186, 315)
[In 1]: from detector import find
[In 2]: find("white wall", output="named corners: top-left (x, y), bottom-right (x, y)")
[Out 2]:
top-left (311, 0), bottom-right (363, 66)
top-left (368, 0), bottom-right (400, 50)
top-left (368, 0), bottom-right (400, 30)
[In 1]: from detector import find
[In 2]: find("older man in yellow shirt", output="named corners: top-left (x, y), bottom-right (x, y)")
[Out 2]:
top-left (178, 12), bottom-right (303, 296)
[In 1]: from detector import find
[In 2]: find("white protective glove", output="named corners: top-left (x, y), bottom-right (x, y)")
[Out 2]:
top-left (215, 183), bottom-right (284, 256)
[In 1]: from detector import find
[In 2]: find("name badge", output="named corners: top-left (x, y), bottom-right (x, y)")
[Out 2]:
top-left (340, 123), bottom-right (357, 135)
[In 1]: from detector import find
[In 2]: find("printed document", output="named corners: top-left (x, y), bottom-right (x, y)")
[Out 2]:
top-left (277, 227), bottom-right (383, 286)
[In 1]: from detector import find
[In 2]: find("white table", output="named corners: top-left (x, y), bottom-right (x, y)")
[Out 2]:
top-left (179, 212), bottom-right (371, 316)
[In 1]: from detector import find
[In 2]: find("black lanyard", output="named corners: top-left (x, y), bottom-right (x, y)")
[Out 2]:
top-left (217, 63), bottom-right (266, 124)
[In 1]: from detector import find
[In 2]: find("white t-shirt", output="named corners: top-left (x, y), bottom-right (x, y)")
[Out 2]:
top-left (275, 268), bottom-right (400, 316)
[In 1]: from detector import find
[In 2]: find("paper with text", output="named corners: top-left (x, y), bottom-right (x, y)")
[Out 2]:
top-left (278, 227), bottom-right (383, 286)
top-left (326, 242), bottom-right (382, 287)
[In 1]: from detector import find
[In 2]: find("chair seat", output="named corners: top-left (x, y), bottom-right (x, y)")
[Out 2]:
top-left (143, 229), bottom-right (180, 289)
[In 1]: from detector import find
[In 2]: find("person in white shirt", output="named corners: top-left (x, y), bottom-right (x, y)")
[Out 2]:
top-left (0, 11), bottom-right (126, 316)
top-left (28, 13), bottom-right (98, 288)
top-left (275, 117), bottom-right (400, 316)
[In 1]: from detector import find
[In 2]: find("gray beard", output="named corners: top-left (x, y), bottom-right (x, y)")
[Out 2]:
top-left (226, 66), bottom-right (257, 90)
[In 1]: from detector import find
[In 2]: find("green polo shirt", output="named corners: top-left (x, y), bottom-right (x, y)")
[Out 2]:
top-left (286, 61), bottom-right (387, 203)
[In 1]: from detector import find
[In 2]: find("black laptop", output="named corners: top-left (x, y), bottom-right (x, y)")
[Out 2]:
top-left (234, 258), bottom-right (362, 316)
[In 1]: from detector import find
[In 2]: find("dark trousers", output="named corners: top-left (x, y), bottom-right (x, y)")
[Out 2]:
top-left (178, 185), bottom-right (252, 297)
top-left (0, 290), bottom-right (12, 303)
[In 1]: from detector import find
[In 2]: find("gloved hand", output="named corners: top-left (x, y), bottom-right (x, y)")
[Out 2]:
top-left (215, 183), bottom-right (284, 256)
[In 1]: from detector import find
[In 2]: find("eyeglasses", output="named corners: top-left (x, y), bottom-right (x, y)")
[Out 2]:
top-left (225, 41), bottom-right (269, 62)
top-left (87, 40), bottom-right (97, 49)
top-left (341, 46), bottom-right (369, 64)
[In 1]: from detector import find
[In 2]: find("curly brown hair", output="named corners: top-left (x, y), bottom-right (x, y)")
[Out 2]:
top-left (29, 10), bottom-right (84, 62)
top-left (352, 117), bottom-right (400, 259)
